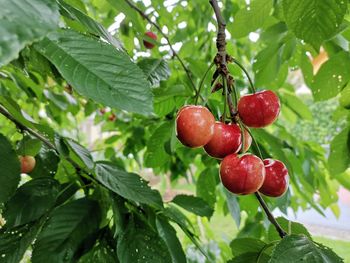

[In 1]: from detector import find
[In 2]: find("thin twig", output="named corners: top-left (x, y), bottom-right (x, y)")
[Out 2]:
top-left (255, 192), bottom-right (287, 237)
top-left (209, 0), bottom-right (286, 239)
top-left (232, 59), bottom-right (256, 93)
top-left (123, 0), bottom-right (200, 98)
top-left (195, 62), bottom-right (214, 104)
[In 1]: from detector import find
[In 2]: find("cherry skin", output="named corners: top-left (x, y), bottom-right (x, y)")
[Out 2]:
top-left (19, 155), bottom-right (36, 174)
top-left (242, 128), bottom-right (252, 153)
top-left (238, 90), bottom-right (280, 128)
top-left (204, 122), bottom-right (241, 159)
top-left (259, 159), bottom-right (289, 197)
top-left (176, 105), bottom-right (215, 148)
top-left (220, 154), bottom-right (265, 195)
top-left (143, 31), bottom-right (157, 49)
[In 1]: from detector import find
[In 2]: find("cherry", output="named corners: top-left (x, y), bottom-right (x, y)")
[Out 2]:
top-left (143, 31), bottom-right (157, 49)
top-left (19, 155), bottom-right (36, 174)
top-left (220, 153), bottom-right (265, 195)
top-left (259, 159), bottom-right (289, 197)
top-left (176, 105), bottom-right (215, 148)
top-left (99, 108), bottom-right (106, 115)
top-left (108, 113), bottom-right (116, 122)
top-left (204, 122), bottom-right (241, 159)
top-left (238, 90), bottom-right (280, 128)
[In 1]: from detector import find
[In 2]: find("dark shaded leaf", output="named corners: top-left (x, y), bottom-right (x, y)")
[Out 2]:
top-left (0, 134), bottom-right (21, 204)
top-left (3, 177), bottom-right (60, 228)
top-left (32, 198), bottom-right (101, 263)
top-left (269, 234), bottom-right (343, 263)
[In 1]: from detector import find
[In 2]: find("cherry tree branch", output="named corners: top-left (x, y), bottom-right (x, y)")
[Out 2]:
top-left (209, 0), bottom-right (286, 239)
top-left (123, 0), bottom-right (200, 98)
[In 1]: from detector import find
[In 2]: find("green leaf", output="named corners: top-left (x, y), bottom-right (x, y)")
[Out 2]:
top-left (0, 96), bottom-right (35, 129)
top-left (34, 29), bottom-right (153, 115)
top-left (328, 127), bottom-right (350, 175)
top-left (111, 194), bottom-right (127, 237)
top-left (58, 0), bottom-right (124, 50)
top-left (156, 216), bottom-right (187, 263)
top-left (117, 220), bottom-right (172, 263)
top-left (0, 222), bottom-right (42, 263)
top-left (283, 0), bottom-right (347, 49)
top-left (269, 234), bottom-right (343, 262)
top-left (66, 138), bottom-right (94, 170)
top-left (281, 90), bottom-right (313, 120)
top-left (196, 168), bottom-right (218, 208)
top-left (0, 0), bottom-right (59, 67)
top-left (137, 59), bottom-right (171, 87)
top-left (171, 194), bottom-right (214, 218)
top-left (0, 134), bottom-right (20, 204)
top-left (95, 162), bottom-right (163, 209)
top-left (339, 82), bottom-right (350, 109)
top-left (32, 198), bottom-right (101, 263)
top-left (78, 238), bottom-right (118, 263)
top-left (3, 177), bottom-right (60, 228)
top-left (144, 122), bottom-right (173, 168)
top-left (253, 43), bottom-right (283, 87)
top-left (268, 217), bottom-right (311, 241)
top-left (17, 137), bottom-right (43, 156)
top-left (224, 188), bottom-right (241, 228)
top-left (227, 0), bottom-right (273, 38)
top-left (228, 252), bottom-right (270, 263)
top-left (153, 84), bottom-right (191, 102)
top-left (312, 52), bottom-right (350, 101)
top-left (230, 238), bottom-right (266, 257)
top-left (30, 144), bottom-right (60, 178)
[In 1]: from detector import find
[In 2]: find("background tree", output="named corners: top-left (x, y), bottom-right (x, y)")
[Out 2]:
top-left (0, 0), bottom-right (349, 262)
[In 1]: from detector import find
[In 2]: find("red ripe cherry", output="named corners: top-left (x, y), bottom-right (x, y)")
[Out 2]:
top-left (220, 154), bottom-right (265, 195)
top-left (204, 122), bottom-right (241, 159)
top-left (143, 31), bottom-right (157, 49)
top-left (238, 90), bottom-right (280, 128)
top-left (19, 155), bottom-right (36, 174)
top-left (176, 105), bottom-right (215, 148)
top-left (260, 159), bottom-right (289, 197)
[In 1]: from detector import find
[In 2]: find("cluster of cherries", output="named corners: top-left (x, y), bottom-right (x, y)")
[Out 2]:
top-left (176, 90), bottom-right (289, 197)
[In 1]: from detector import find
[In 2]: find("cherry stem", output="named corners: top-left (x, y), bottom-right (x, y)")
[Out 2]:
top-left (195, 62), bottom-right (215, 105)
top-left (239, 121), bottom-right (263, 159)
top-left (210, 0), bottom-right (287, 239)
top-left (123, 0), bottom-right (203, 100)
top-left (231, 59), bottom-right (256, 93)
top-left (255, 192), bottom-right (287, 238)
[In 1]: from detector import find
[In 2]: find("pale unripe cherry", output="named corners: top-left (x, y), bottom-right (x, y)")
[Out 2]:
top-left (19, 155), bottom-right (36, 174)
